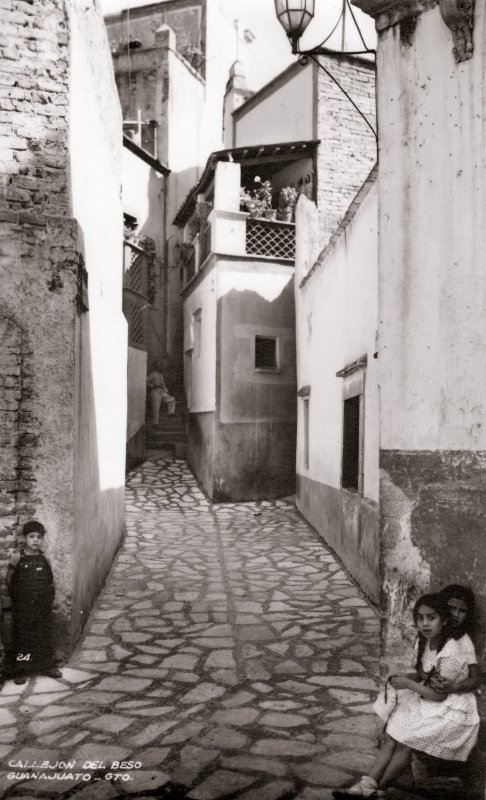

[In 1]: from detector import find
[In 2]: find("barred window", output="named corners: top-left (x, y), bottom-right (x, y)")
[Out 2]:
top-left (255, 336), bottom-right (277, 370)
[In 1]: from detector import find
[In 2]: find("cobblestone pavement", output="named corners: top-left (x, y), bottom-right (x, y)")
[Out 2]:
top-left (0, 456), bottom-right (381, 800)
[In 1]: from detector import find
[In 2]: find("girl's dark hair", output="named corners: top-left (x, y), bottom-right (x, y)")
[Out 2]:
top-left (439, 584), bottom-right (476, 640)
top-left (413, 593), bottom-right (452, 675)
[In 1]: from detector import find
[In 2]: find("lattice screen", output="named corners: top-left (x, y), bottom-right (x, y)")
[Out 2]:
top-left (246, 219), bottom-right (295, 260)
top-left (131, 306), bottom-right (144, 345)
top-left (129, 251), bottom-right (144, 294)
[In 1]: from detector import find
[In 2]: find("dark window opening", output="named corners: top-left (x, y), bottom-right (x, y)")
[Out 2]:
top-left (342, 395), bottom-right (360, 490)
top-left (255, 336), bottom-right (277, 370)
top-left (304, 398), bottom-right (310, 469)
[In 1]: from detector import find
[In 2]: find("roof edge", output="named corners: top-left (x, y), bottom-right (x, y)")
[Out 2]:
top-left (123, 135), bottom-right (170, 175)
top-left (300, 163), bottom-right (378, 288)
top-left (235, 48), bottom-right (375, 121)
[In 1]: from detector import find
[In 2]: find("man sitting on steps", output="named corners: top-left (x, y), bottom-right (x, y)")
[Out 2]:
top-left (147, 360), bottom-right (175, 425)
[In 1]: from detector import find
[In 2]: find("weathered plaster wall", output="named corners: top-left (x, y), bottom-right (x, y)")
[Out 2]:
top-left (105, 1), bottom-right (205, 71)
top-left (213, 261), bottom-right (296, 502)
top-left (122, 144), bottom-right (166, 373)
top-left (183, 266), bottom-right (217, 414)
top-left (187, 411), bottom-right (214, 499)
top-left (69, 0), bottom-right (127, 646)
top-left (127, 346), bottom-right (147, 469)
top-left (0, 220), bottom-right (79, 652)
top-left (204, 1), bottom-right (249, 154)
top-left (233, 63), bottom-right (314, 148)
top-left (316, 54), bottom-right (376, 246)
top-left (184, 264), bottom-right (217, 497)
top-left (372, 3), bottom-right (486, 666)
top-left (112, 29), bottom-right (204, 391)
top-left (122, 146), bottom-right (165, 252)
top-left (0, 0), bottom-right (80, 651)
top-left (295, 182), bottom-right (379, 601)
top-left (0, 0), bottom-right (126, 651)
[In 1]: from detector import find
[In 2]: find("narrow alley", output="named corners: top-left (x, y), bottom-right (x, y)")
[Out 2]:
top-left (0, 457), bottom-right (381, 800)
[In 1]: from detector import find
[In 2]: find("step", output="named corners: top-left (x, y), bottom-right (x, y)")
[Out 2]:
top-left (149, 425), bottom-right (186, 435)
top-left (148, 433), bottom-right (188, 445)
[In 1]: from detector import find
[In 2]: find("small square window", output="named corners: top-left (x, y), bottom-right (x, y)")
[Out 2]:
top-left (255, 336), bottom-right (277, 370)
top-left (342, 395), bottom-right (361, 491)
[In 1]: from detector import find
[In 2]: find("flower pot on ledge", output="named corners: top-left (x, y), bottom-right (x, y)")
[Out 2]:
top-left (263, 209), bottom-right (277, 221)
top-left (279, 208), bottom-right (293, 223)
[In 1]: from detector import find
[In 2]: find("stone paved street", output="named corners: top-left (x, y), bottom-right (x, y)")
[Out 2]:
top-left (0, 456), bottom-right (381, 800)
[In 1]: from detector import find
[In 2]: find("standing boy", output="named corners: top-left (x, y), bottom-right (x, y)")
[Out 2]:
top-left (5, 520), bottom-right (61, 685)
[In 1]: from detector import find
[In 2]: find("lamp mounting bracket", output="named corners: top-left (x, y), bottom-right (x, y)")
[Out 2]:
top-left (439, 0), bottom-right (475, 62)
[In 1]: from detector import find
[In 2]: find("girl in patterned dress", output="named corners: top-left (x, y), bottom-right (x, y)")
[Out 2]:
top-left (332, 593), bottom-right (480, 798)
top-left (430, 584), bottom-right (479, 696)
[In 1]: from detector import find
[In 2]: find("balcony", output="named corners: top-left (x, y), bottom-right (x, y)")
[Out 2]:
top-left (183, 210), bottom-right (295, 286)
top-left (123, 240), bottom-right (149, 349)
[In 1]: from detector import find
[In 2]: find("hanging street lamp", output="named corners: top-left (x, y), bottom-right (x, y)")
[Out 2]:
top-left (274, 0), bottom-right (375, 58)
top-left (274, 0), bottom-right (315, 54)
top-left (273, 0), bottom-right (377, 141)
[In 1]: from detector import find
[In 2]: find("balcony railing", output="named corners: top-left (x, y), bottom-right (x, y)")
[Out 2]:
top-left (199, 222), bottom-right (212, 266)
top-left (183, 210), bottom-right (295, 287)
top-left (246, 218), bottom-right (295, 261)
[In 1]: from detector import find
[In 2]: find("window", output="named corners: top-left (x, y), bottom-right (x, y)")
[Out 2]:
top-left (337, 358), bottom-right (366, 494)
top-left (303, 397), bottom-right (310, 470)
top-left (193, 308), bottom-right (202, 358)
top-left (255, 336), bottom-right (278, 370)
top-left (342, 395), bottom-right (361, 490)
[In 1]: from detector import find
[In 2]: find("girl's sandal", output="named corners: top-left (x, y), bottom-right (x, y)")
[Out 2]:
top-left (332, 787), bottom-right (380, 798)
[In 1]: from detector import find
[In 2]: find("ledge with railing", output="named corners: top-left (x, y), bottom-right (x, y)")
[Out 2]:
top-left (183, 209), bottom-right (295, 287)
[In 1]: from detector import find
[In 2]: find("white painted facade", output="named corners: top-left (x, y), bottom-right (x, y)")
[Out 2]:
top-left (122, 146), bottom-right (165, 253)
top-left (295, 185), bottom-right (379, 502)
top-left (69, 3), bottom-right (127, 498)
top-left (183, 269), bottom-right (217, 414)
top-left (70, 0), bottom-right (127, 643)
top-left (374, 5), bottom-right (486, 453)
top-left (127, 347), bottom-right (148, 441)
top-left (233, 63), bottom-right (314, 148)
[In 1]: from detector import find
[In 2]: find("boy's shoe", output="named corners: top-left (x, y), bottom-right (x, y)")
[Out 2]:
top-left (41, 668), bottom-right (62, 678)
top-left (14, 676), bottom-right (27, 685)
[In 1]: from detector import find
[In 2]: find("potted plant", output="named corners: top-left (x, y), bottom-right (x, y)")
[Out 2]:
top-left (278, 185), bottom-right (298, 222)
top-left (240, 176), bottom-right (276, 220)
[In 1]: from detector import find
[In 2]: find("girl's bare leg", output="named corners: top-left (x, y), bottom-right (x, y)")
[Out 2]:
top-left (367, 734), bottom-right (398, 782)
top-left (379, 743), bottom-right (412, 788)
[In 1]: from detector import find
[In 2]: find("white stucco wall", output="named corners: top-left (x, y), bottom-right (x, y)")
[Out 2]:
top-left (204, 2), bottom-right (250, 154)
top-left (122, 146), bottom-right (165, 252)
top-left (127, 347), bottom-right (147, 441)
top-left (183, 268), bottom-right (217, 414)
top-left (296, 186), bottom-right (379, 501)
top-left (234, 63), bottom-right (314, 148)
top-left (69, 0), bottom-right (127, 637)
top-left (377, 6), bottom-right (486, 451)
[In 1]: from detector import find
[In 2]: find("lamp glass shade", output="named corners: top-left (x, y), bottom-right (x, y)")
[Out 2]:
top-left (274, 0), bottom-right (315, 42)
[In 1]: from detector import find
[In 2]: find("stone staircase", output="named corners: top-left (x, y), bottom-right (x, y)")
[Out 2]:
top-left (146, 400), bottom-right (187, 458)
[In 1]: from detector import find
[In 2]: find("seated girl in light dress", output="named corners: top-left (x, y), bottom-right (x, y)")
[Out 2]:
top-left (430, 584), bottom-right (479, 696)
top-left (332, 593), bottom-right (480, 799)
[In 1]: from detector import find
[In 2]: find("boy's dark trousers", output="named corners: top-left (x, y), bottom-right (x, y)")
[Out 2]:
top-left (10, 553), bottom-right (55, 677)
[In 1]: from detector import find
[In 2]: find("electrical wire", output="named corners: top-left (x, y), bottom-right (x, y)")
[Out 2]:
top-left (313, 7), bottom-right (344, 49)
top-left (346, 0), bottom-right (370, 52)
top-left (308, 54), bottom-right (378, 143)
top-left (126, 1), bottom-right (132, 119)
